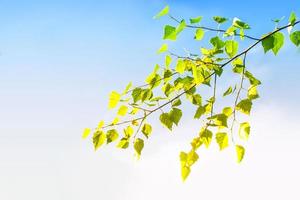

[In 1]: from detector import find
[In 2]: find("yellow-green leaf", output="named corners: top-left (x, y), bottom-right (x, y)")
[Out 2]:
top-left (236, 99), bottom-right (252, 115)
top-left (223, 86), bottom-right (233, 96)
top-left (195, 28), bottom-right (205, 40)
top-left (165, 55), bottom-right (172, 67)
top-left (239, 122), bottom-right (250, 140)
top-left (124, 126), bottom-right (134, 138)
top-left (236, 145), bottom-right (245, 163)
top-left (108, 91), bottom-right (121, 109)
top-left (82, 128), bottom-right (91, 139)
top-left (153, 5), bottom-right (169, 19)
top-left (175, 59), bottom-right (186, 74)
top-left (142, 123), bottom-right (152, 138)
top-left (117, 105), bottom-right (128, 116)
top-left (157, 43), bottom-right (168, 54)
top-left (216, 132), bottom-right (229, 150)
top-left (116, 138), bottom-right (129, 149)
top-left (199, 128), bottom-right (213, 148)
top-left (225, 40), bottom-right (238, 58)
top-left (169, 108), bottom-right (182, 126)
top-left (134, 138), bottom-right (144, 158)
top-left (106, 129), bottom-right (119, 144)
top-left (222, 107), bottom-right (233, 117)
top-left (248, 86), bottom-right (259, 100)
top-left (181, 166), bottom-right (190, 181)
top-left (163, 25), bottom-right (177, 40)
top-left (190, 16), bottom-right (202, 24)
top-left (160, 113), bottom-right (173, 130)
top-left (97, 120), bottom-right (104, 129)
top-left (93, 130), bottom-right (106, 150)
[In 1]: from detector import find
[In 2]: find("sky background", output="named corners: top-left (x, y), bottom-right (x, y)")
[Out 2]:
top-left (0, 0), bottom-right (300, 199)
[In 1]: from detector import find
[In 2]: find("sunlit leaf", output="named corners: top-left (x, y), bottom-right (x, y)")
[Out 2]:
top-left (290, 31), bottom-right (300, 46)
top-left (106, 129), bottom-right (119, 144)
top-left (216, 132), bottom-right (229, 150)
top-left (157, 43), bottom-right (168, 54)
top-left (213, 16), bottom-right (228, 24)
top-left (134, 138), bottom-right (144, 158)
top-left (82, 128), bottom-right (91, 139)
top-left (190, 16), bottom-right (202, 24)
top-left (195, 28), bottom-right (205, 40)
top-left (236, 99), bottom-right (252, 115)
top-left (169, 108), bottom-right (182, 126)
top-left (153, 5), bottom-right (169, 19)
top-left (93, 130), bottom-right (106, 150)
top-left (163, 25), bottom-right (177, 40)
top-left (236, 145), bottom-right (245, 163)
top-left (225, 40), bottom-right (238, 58)
top-left (239, 122), bottom-right (250, 140)
top-left (142, 123), bottom-right (152, 138)
top-left (117, 105), bottom-right (128, 116)
top-left (108, 91), bottom-right (121, 109)
top-left (160, 113), bottom-right (173, 130)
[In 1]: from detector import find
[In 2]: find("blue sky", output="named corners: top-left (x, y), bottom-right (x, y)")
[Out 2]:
top-left (0, 1), bottom-right (300, 199)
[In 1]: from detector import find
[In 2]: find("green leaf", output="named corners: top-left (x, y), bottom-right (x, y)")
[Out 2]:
top-left (108, 91), bottom-right (121, 109)
top-left (199, 128), bottom-right (213, 148)
top-left (187, 150), bottom-right (199, 166)
top-left (106, 129), bottom-right (119, 144)
top-left (132, 88), bottom-right (142, 103)
top-left (208, 114), bottom-right (228, 128)
top-left (180, 151), bottom-right (188, 167)
top-left (216, 132), bottom-right (229, 150)
top-left (190, 16), bottom-right (202, 24)
top-left (117, 138), bottom-right (129, 149)
top-left (176, 20), bottom-right (186, 35)
top-left (163, 25), bottom-right (177, 40)
top-left (236, 145), bottom-right (245, 163)
top-left (223, 86), bottom-right (233, 96)
top-left (123, 82), bottom-right (132, 94)
top-left (134, 138), bottom-right (144, 159)
top-left (175, 59), bottom-right (186, 74)
top-left (194, 106), bottom-right (205, 119)
top-left (262, 34), bottom-right (274, 53)
top-left (124, 126), bottom-right (134, 138)
top-left (160, 113), bottom-right (173, 130)
top-left (272, 32), bottom-right (284, 55)
top-left (236, 99), bottom-right (252, 115)
top-left (117, 105), bottom-right (128, 116)
top-left (290, 31), bottom-right (300, 46)
top-left (165, 55), bottom-right (172, 67)
top-left (245, 71), bottom-right (261, 86)
top-left (289, 11), bottom-right (297, 26)
top-left (194, 28), bottom-right (205, 40)
top-left (233, 17), bottom-right (250, 29)
top-left (262, 32), bottom-right (284, 55)
top-left (213, 16), bottom-right (228, 24)
top-left (157, 43), bottom-right (168, 54)
top-left (248, 86), bottom-right (259, 100)
top-left (181, 166), bottom-right (190, 181)
top-left (225, 40), bottom-right (238, 58)
top-left (222, 107), bottom-right (233, 117)
top-left (239, 122), bottom-right (250, 140)
top-left (142, 123), bottom-right (152, 138)
top-left (190, 137), bottom-right (203, 150)
top-left (82, 128), bottom-right (91, 139)
top-left (93, 130), bottom-right (106, 150)
top-left (192, 65), bottom-right (204, 84)
top-left (172, 99), bottom-right (182, 107)
top-left (153, 5), bottom-right (169, 19)
top-left (169, 108), bottom-right (182, 126)
top-left (210, 36), bottom-right (225, 49)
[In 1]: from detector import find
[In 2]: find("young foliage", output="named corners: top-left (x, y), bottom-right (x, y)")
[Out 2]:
top-left (83, 7), bottom-right (300, 181)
